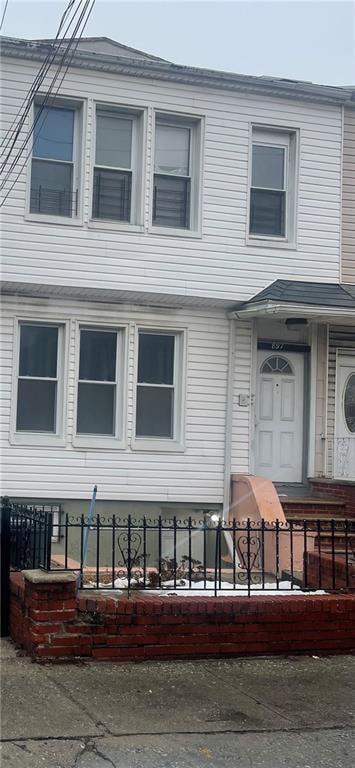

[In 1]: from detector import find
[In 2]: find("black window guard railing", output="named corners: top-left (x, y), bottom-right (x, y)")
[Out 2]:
top-left (30, 187), bottom-right (78, 217)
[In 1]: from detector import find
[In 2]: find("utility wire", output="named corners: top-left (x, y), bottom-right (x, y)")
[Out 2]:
top-left (0, 0), bottom-right (96, 205)
top-left (1, 0), bottom-right (81, 165)
top-left (1, 0), bottom-right (88, 180)
top-left (0, 0), bottom-right (9, 32)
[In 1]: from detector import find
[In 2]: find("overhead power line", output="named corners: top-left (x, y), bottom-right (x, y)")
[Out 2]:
top-left (0, 0), bottom-right (9, 32)
top-left (1, 0), bottom-right (90, 182)
top-left (0, 0), bottom-right (96, 206)
top-left (1, 0), bottom-right (78, 161)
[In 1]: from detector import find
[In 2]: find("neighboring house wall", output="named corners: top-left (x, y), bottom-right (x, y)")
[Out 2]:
top-left (231, 320), bottom-right (253, 475)
top-left (341, 108), bottom-right (355, 283)
top-left (1, 295), bottom-right (237, 502)
top-left (326, 325), bottom-right (355, 477)
top-left (0, 56), bottom-right (343, 303)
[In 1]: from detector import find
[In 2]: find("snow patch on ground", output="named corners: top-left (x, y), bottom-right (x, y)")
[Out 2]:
top-left (86, 577), bottom-right (325, 596)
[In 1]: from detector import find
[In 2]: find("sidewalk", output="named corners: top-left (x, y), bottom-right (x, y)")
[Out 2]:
top-left (1, 638), bottom-right (354, 767)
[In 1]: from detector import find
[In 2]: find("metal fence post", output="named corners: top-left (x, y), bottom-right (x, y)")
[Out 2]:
top-left (44, 511), bottom-right (53, 570)
top-left (1, 497), bottom-right (11, 637)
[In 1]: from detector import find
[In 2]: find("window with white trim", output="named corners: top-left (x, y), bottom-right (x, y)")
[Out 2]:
top-left (135, 331), bottom-right (182, 440)
top-left (153, 116), bottom-right (201, 231)
top-left (92, 108), bottom-right (142, 223)
top-left (76, 328), bottom-right (122, 437)
top-left (249, 127), bottom-right (297, 242)
top-left (30, 102), bottom-right (80, 218)
top-left (16, 324), bottom-right (62, 433)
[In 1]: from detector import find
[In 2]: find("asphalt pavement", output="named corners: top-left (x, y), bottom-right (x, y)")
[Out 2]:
top-left (1, 638), bottom-right (354, 767)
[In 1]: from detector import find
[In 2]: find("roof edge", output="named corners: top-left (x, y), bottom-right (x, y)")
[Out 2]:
top-left (0, 37), bottom-right (353, 106)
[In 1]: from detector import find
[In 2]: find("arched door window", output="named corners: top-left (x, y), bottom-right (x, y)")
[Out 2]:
top-left (261, 355), bottom-right (293, 375)
top-left (344, 373), bottom-right (355, 433)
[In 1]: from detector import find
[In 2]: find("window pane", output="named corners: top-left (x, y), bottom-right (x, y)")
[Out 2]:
top-left (34, 105), bottom-right (74, 161)
top-left (79, 330), bottom-right (117, 382)
top-left (17, 380), bottom-right (56, 432)
top-left (30, 159), bottom-right (73, 216)
top-left (96, 113), bottom-right (132, 169)
top-left (250, 189), bottom-right (285, 236)
top-left (19, 325), bottom-right (58, 378)
top-left (252, 145), bottom-right (285, 189)
top-left (93, 168), bottom-right (131, 222)
top-left (153, 175), bottom-right (190, 228)
top-left (138, 334), bottom-right (175, 385)
top-left (155, 124), bottom-right (190, 175)
top-left (77, 383), bottom-right (115, 435)
top-left (344, 374), bottom-right (355, 433)
top-left (136, 386), bottom-right (173, 438)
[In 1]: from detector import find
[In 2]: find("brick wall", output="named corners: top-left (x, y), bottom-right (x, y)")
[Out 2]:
top-left (307, 551), bottom-right (355, 590)
top-left (310, 479), bottom-right (355, 517)
top-left (9, 571), bottom-right (355, 661)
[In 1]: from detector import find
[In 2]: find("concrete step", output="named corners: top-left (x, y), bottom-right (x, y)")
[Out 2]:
top-left (280, 496), bottom-right (348, 521)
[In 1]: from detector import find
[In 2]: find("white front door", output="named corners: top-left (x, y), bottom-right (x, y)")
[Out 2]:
top-left (255, 350), bottom-right (304, 482)
top-left (335, 353), bottom-right (355, 480)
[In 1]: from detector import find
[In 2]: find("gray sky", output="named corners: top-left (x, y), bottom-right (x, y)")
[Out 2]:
top-left (1, 0), bottom-right (355, 86)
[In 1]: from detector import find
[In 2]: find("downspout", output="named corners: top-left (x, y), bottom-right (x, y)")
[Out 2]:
top-left (223, 316), bottom-right (236, 521)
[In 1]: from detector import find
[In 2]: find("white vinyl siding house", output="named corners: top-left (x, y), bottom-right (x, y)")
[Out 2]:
top-left (0, 38), bottom-right (353, 508)
top-left (0, 55), bottom-right (344, 304)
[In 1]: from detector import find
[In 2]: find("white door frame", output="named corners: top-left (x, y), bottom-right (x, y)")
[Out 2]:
top-left (334, 349), bottom-right (355, 481)
top-left (252, 340), bottom-right (310, 484)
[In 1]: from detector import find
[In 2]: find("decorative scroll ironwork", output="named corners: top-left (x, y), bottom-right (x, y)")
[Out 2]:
top-left (236, 533), bottom-right (262, 571)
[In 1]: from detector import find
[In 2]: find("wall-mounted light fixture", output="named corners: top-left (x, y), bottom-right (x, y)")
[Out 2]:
top-left (285, 318), bottom-right (308, 331)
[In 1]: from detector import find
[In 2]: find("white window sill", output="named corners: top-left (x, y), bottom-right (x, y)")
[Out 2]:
top-left (246, 235), bottom-right (297, 250)
top-left (10, 433), bottom-right (66, 448)
top-left (88, 219), bottom-right (144, 234)
top-left (149, 225), bottom-right (202, 239)
top-left (25, 213), bottom-right (83, 227)
top-left (131, 438), bottom-right (185, 453)
top-left (72, 436), bottom-right (126, 450)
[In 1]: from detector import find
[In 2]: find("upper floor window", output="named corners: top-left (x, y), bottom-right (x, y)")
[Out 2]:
top-left (16, 323), bottom-right (62, 433)
top-left (92, 108), bottom-right (142, 224)
top-left (153, 116), bottom-right (201, 232)
top-left (30, 103), bottom-right (80, 218)
top-left (249, 127), bottom-right (298, 244)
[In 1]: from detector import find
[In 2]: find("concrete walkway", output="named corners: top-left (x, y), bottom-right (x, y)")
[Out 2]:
top-left (1, 639), bottom-right (354, 767)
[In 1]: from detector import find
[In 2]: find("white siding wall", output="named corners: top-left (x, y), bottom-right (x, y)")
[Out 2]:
top-left (342, 108), bottom-right (355, 283)
top-left (1, 57), bottom-right (343, 303)
top-left (0, 295), bottom-right (237, 502)
top-left (231, 321), bottom-right (253, 474)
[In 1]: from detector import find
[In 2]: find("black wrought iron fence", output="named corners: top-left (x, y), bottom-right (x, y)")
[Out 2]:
top-left (3, 499), bottom-right (54, 571)
top-left (2, 498), bottom-right (355, 596)
top-left (46, 511), bottom-right (355, 595)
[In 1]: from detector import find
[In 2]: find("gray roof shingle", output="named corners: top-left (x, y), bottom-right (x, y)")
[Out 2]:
top-left (240, 280), bottom-right (355, 309)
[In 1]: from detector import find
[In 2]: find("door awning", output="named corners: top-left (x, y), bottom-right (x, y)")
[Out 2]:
top-left (233, 280), bottom-right (355, 322)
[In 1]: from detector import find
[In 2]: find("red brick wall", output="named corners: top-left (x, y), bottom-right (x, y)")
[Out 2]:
top-left (310, 480), bottom-right (355, 517)
top-left (9, 572), bottom-right (355, 661)
top-left (307, 551), bottom-right (355, 590)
